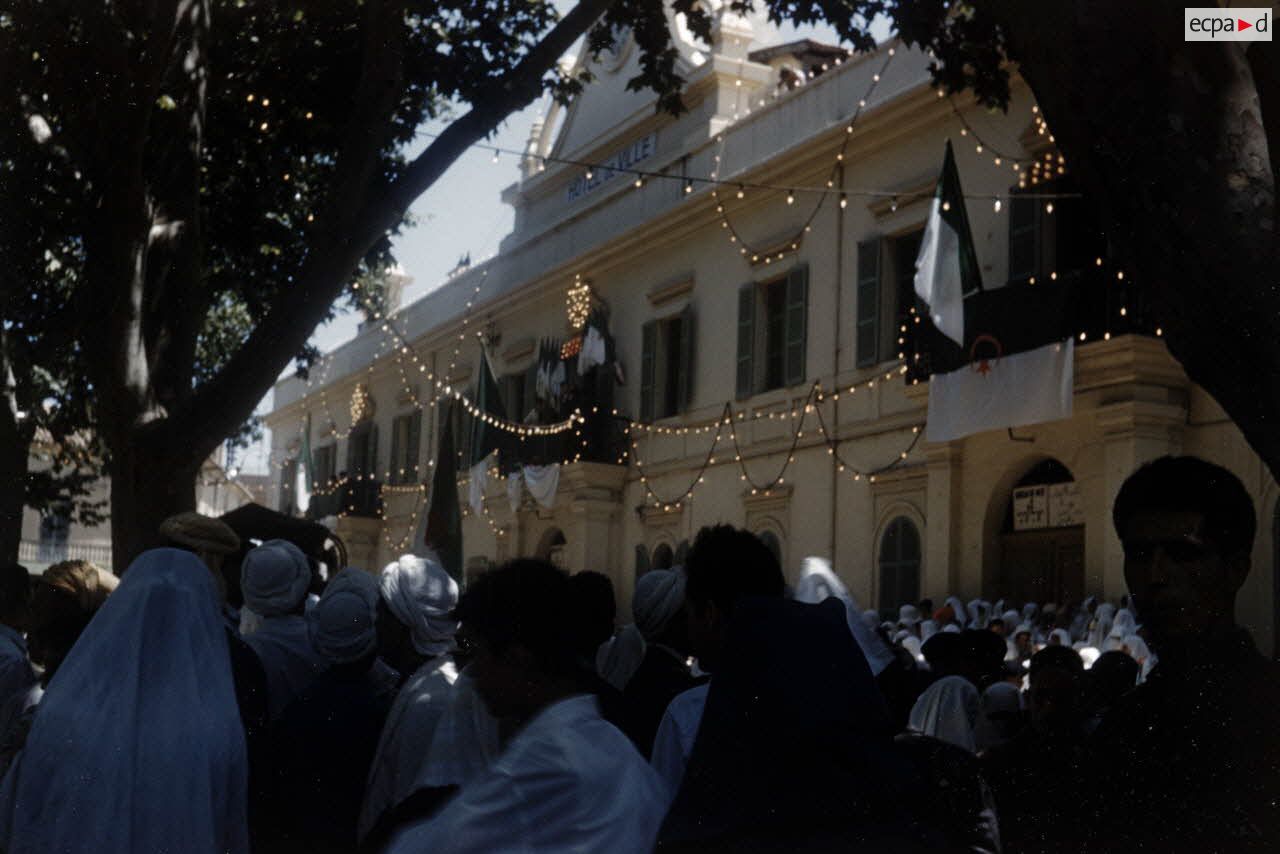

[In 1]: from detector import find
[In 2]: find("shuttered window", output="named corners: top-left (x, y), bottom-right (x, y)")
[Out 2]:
top-left (389, 411), bottom-right (422, 484)
top-left (347, 422), bottom-right (378, 478)
top-left (784, 265), bottom-right (808, 387)
top-left (640, 306), bottom-right (696, 420)
top-left (737, 264), bottom-right (809, 397)
top-left (736, 283), bottom-right (755, 399)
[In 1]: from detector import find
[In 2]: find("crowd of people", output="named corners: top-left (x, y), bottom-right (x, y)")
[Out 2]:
top-left (0, 454), bottom-right (1274, 852)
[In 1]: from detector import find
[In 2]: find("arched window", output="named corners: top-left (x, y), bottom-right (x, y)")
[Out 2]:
top-left (758, 530), bottom-right (783, 567)
top-left (652, 543), bottom-right (674, 571)
top-left (879, 516), bottom-right (921, 611)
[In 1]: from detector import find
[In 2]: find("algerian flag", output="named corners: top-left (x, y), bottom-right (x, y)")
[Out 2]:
top-left (468, 348), bottom-right (507, 514)
top-left (916, 165), bottom-right (1074, 445)
top-left (914, 140), bottom-right (983, 346)
top-left (295, 414), bottom-right (313, 515)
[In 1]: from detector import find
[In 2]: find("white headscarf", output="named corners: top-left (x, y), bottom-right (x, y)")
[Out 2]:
top-left (794, 557), bottom-right (895, 676)
top-left (309, 568), bottom-right (379, 664)
top-left (898, 604), bottom-right (922, 627)
top-left (1048, 628), bottom-right (1072, 647)
top-left (908, 675), bottom-right (980, 752)
top-left (1021, 602), bottom-right (1039, 623)
top-left (380, 552), bottom-right (459, 657)
top-left (967, 599), bottom-right (991, 629)
top-left (862, 609), bottom-right (880, 632)
top-left (945, 596), bottom-right (969, 627)
top-left (633, 567), bottom-right (686, 641)
top-left (1001, 609), bottom-right (1021, 631)
top-left (0, 548), bottom-right (249, 853)
top-left (1110, 608), bottom-right (1138, 639)
top-left (596, 626), bottom-right (647, 691)
top-left (920, 619), bottom-right (939, 643)
top-left (1088, 603), bottom-right (1116, 648)
top-left (241, 538), bottom-right (311, 617)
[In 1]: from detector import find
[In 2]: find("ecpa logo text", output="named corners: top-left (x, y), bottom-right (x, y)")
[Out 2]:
top-left (1185, 8), bottom-right (1272, 41)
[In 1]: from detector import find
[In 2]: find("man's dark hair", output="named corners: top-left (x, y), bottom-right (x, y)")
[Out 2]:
top-left (684, 524), bottom-right (785, 614)
top-left (1113, 455), bottom-right (1256, 558)
top-left (566, 570), bottom-right (616, 657)
top-left (455, 558), bottom-right (578, 676)
top-left (1029, 644), bottom-right (1084, 679)
top-left (1088, 650), bottom-right (1139, 707)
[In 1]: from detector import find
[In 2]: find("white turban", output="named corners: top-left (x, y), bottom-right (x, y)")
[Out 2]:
top-left (596, 626), bottom-right (647, 692)
top-left (380, 552), bottom-right (459, 657)
top-left (632, 568), bottom-right (686, 641)
top-left (309, 568), bottom-right (379, 664)
top-left (241, 539), bottom-right (311, 617)
top-left (920, 619), bottom-right (939, 643)
top-left (898, 604), bottom-right (921, 626)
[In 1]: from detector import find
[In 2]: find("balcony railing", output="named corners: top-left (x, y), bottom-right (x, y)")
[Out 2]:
top-left (18, 540), bottom-right (113, 571)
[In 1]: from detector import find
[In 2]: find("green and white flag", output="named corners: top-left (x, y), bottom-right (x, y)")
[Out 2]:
top-left (295, 413), bottom-right (313, 515)
top-left (914, 140), bottom-right (983, 346)
top-left (916, 141), bottom-right (1073, 443)
top-left (468, 348), bottom-right (508, 514)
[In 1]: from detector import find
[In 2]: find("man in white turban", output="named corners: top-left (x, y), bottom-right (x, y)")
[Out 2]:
top-left (609, 568), bottom-right (699, 754)
top-left (359, 552), bottom-right (461, 843)
top-left (240, 539), bottom-right (325, 722)
top-left (263, 568), bottom-right (395, 853)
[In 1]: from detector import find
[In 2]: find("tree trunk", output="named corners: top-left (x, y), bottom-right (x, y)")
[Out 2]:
top-left (987, 0), bottom-right (1280, 483)
top-left (108, 434), bottom-right (199, 573)
top-left (0, 438), bottom-right (30, 566)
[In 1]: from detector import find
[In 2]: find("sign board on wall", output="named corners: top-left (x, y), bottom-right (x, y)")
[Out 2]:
top-left (566, 133), bottom-right (657, 202)
top-left (1013, 481), bottom-right (1082, 530)
top-left (1012, 485), bottom-right (1048, 530)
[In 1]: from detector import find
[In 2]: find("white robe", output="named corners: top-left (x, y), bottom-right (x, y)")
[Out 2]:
top-left (359, 656), bottom-right (459, 841)
top-left (650, 681), bottom-right (710, 801)
top-left (386, 695), bottom-right (666, 854)
top-left (413, 669), bottom-right (502, 792)
top-left (0, 548), bottom-right (249, 853)
top-left (242, 614), bottom-right (327, 720)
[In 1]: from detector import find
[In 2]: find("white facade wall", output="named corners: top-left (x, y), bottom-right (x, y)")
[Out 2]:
top-left (265, 37), bottom-right (1278, 653)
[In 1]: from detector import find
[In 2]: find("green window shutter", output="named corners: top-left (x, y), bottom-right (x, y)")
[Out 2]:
top-left (784, 265), bottom-right (808, 387)
top-left (1008, 187), bottom-right (1038, 283)
top-left (408, 410), bottom-right (422, 481)
top-left (389, 417), bottom-right (404, 484)
top-left (736, 283), bottom-right (756, 399)
top-left (856, 239), bottom-right (881, 367)
top-left (640, 320), bottom-right (657, 422)
top-left (677, 305), bottom-right (695, 412)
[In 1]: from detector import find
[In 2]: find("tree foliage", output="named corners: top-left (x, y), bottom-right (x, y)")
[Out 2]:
top-left (1, 0), bottom-right (1275, 567)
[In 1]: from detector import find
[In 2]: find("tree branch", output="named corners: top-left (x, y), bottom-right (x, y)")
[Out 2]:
top-left (177, 0), bottom-right (617, 459)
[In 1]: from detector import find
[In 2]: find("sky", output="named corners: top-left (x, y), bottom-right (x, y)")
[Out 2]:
top-left (232, 12), bottom-right (872, 476)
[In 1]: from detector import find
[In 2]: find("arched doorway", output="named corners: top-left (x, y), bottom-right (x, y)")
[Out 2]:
top-left (995, 459), bottom-right (1084, 605)
top-left (652, 543), bottom-right (674, 571)
top-left (879, 517), bottom-right (921, 611)
top-left (536, 528), bottom-right (567, 568)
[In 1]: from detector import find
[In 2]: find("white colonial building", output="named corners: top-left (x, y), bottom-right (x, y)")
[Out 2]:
top-left (264, 10), bottom-right (1279, 654)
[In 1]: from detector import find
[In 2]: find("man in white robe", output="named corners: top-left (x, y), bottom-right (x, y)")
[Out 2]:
top-left (387, 558), bottom-right (665, 854)
top-left (240, 539), bottom-right (325, 720)
top-left (358, 551), bottom-right (462, 842)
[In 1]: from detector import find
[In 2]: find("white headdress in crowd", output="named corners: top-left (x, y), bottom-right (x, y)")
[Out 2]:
top-left (380, 551), bottom-right (459, 657)
top-left (309, 568), bottom-right (380, 664)
top-left (794, 557), bottom-right (895, 676)
top-left (241, 539), bottom-right (311, 618)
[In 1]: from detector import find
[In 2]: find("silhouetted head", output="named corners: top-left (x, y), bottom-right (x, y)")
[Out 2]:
top-left (1113, 456), bottom-right (1253, 646)
top-left (683, 525), bottom-right (785, 671)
